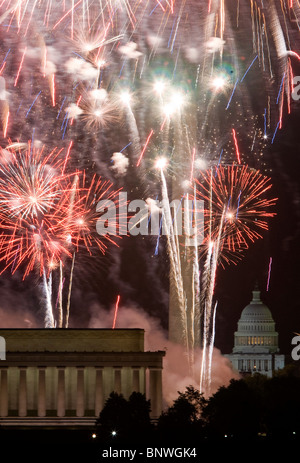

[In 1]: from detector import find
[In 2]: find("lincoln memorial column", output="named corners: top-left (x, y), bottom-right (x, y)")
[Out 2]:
top-left (57, 367), bottom-right (65, 417)
top-left (38, 367), bottom-right (46, 417)
top-left (149, 367), bottom-right (162, 418)
top-left (18, 367), bottom-right (27, 417)
top-left (114, 368), bottom-right (122, 394)
top-left (0, 368), bottom-right (8, 417)
top-left (95, 368), bottom-right (104, 416)
top-left (76, 367), bottom-right (85, 417)
top-left (132, 368), bottom-right (140, 393)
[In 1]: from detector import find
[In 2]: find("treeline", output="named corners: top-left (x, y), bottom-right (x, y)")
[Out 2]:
top-left (95, 364), bottom-right (300, 444)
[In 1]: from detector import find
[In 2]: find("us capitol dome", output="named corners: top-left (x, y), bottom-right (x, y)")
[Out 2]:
top-left (226, 285), bottom-right (285, 377)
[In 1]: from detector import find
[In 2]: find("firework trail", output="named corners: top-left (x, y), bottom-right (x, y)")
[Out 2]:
top-left (200, 208), bottom-right (225, 394)
top-left (112, 294), bottom-right (121, 329)
top-left (42, 268), bottom-right (54, 328)
top-left (159, 161), bottom-right (189, 363)
top-left (64, 251), bottom-right (76, 328)
top-left (57, 260), bottom-right (64, 328)
top-left (187, 188), bottom-right (201, 373)
top-left (61, 174), bottom-right (78, 328)
top-left (207, 300), bottom-right (217, 394)
top-left (266, 256), bottom-right (273, 292)
top-left (177, 189), bottom-right (203, 372)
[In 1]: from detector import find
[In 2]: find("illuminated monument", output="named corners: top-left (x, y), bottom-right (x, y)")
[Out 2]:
top-left (226, 286), bottom-right (285, 378)
top-left (0, 329), bottom-right (164, 428)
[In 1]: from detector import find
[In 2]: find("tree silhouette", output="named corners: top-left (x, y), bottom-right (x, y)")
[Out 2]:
top-left (201, 378), bottom-right (262, 439)
top-left (95, 368), bottom-right (300, 445)
top-left (263, 375), bottom-right (300, 437)
top-left (157, 386), bottom-right (205, 442)
top-left (201, 370), bottom-right (300, 440)
top-left (95, 391), bottom-right (152, 443)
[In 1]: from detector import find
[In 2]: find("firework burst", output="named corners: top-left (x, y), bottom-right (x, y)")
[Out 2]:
top-left (0, 142), bottom-right (122, 327)
top-left (79, 89), bottom-right (120, 129)
top-left (0, 214), bottom-right (72, 279)
top-left (0, 143), bottom-right (67, 220)
top-left (66, 171), bottom-right (123, 255)
top-left (194, 164), bottom-right (277, 265)
top-left (0, 142), bottom-right (74, 277)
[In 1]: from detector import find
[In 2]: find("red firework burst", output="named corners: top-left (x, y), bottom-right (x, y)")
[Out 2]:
top-left (0, 215), bottom-right (72, 278)
top-left (0, 142), bottom-right (68, 220)
top-left (0, 143), bottom-right (75, 277)
top-left (60, 171), bottom-right (124, 256)
top-left (0, 143), bottom-right (122, 278)
top-left (194, 164), bottom-right (277, 264)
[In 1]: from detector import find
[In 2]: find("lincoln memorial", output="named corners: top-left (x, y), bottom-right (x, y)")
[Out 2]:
top-left (0, 329), bottom-right (165, 428)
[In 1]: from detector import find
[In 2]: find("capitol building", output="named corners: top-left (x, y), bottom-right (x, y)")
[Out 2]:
top-left (226, 285), bottom-right (285, 377)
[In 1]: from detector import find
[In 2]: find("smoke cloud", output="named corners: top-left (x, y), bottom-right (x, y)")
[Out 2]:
top-left (0, 306), bottom-right (37, 328)
top-left (89, 302), bottom-right (239, 405)
top-left (0, 277), bottom-right (38, 328)
top-left (110, 152), bottom-right (129, 177)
